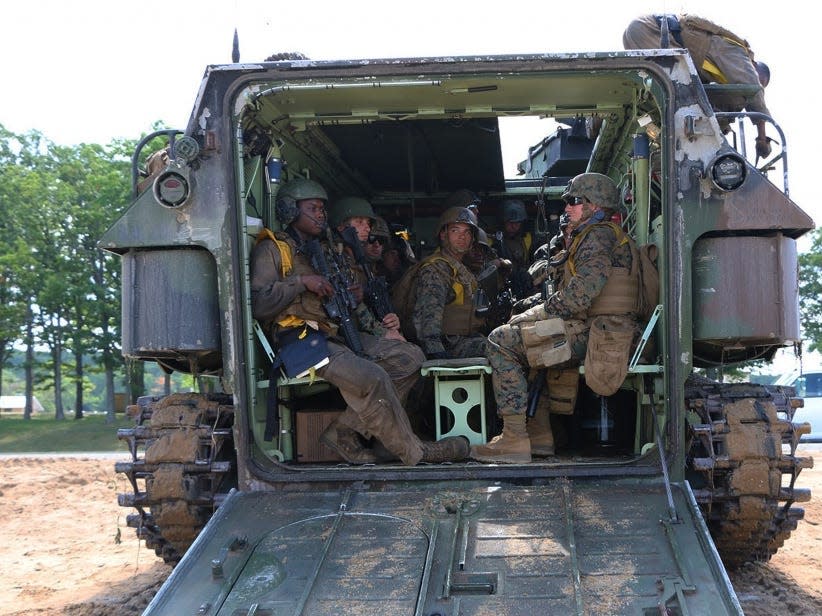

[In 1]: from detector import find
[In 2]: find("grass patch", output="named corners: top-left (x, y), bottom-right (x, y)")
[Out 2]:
top-left (0, 413), bottom-right (134, 453)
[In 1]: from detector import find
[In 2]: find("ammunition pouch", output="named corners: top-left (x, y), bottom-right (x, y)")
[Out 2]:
top-left (584, 315), bottom-right (634, 396)
top-left (544, 367), bottom-right (579, 415)
top-left (520, 317), bottom-right (572, 368)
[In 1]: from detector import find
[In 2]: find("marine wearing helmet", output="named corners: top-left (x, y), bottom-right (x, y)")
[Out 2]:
top-left (561, 172), bottom-right (621, 227)
top-left (274, 178), bottom-right (328, 226)
top-left (502, 199), bottom-right (527, 223)
top-left (437, 206), bottom-right (479, 247)
top-left (329, 196), bottom-right (377, 243)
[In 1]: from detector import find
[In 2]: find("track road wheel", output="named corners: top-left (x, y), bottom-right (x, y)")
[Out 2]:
top-left (685, 377), bottom-right (812, 569)
top-left (115, 392), bottom-right (236, 564)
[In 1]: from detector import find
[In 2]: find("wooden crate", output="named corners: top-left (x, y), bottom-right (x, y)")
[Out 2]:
top-left (295, 409), bottom-right (344, 463)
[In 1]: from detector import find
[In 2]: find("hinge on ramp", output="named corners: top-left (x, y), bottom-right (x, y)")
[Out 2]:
top-left (656, 574), bottom-right (697, 616)
top-left (435, 498), bottom-right (497, 603)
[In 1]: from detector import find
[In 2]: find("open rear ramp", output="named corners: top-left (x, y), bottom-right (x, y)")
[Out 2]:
top-left (143, 476), bottom-right (741, 615)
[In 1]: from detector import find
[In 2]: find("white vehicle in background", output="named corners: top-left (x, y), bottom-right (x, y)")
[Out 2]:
top-left (776, 369), bottom-right (822, 442)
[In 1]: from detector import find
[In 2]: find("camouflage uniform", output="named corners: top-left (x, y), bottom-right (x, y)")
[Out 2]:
top-left (492, 199), bottom-right (535, 304)
top-left (488, 222), bottom-right (640, 416)
top-left (251, 231), bottom-right (427, 464)
top-left (496, 233), bottom-right (532, 271)
top-left (412, 248), bottom-right (488, 359)
top-left (465, 228), bottom-right (511, 332)
top-left (473, 172), bottom-right (641, 463)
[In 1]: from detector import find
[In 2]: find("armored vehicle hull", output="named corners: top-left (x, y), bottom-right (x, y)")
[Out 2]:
top-left (102, 49), bottom-right (814, 614)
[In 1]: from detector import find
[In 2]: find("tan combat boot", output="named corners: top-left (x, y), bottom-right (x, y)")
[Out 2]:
top-left (470, 414), bottom-right (532, 463)
top-left (527, 406), bottom-right (555, 457)
top-left (320, 421), bottom-right (378, 464)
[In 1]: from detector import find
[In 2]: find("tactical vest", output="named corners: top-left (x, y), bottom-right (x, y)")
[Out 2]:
top-left (494, 231), bottom-right (533, 268)
top-left (418, 251), bottom-right (484, 336)
top-left (256, 229), bottom-right (338, 337)
top-left (562, 222), bottom-right (640, 319)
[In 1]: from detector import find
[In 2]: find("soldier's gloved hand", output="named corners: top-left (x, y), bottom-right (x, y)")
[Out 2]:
top-left (427, 351), bottom-right (448, 360)
top-left (533, 244), bottom-right (550, 261)
top-left (755, 137), bottom-right (772, 159)
top-left (511, 293), bottom-right (541, 314)
top-left (528, 261), bottom-right (549, 287)
top-left (508, 303), bottom-right (547, 326)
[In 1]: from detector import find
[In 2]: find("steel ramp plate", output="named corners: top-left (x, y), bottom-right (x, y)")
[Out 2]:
top-left (143, 478), bottom-right (741, 616)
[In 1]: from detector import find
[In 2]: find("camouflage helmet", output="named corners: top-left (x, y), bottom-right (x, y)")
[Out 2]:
top-left (370, 216), bottom-right (391, 239)
top-left (476, 227), bottom-right (490, 247)
top-left (328, 196), bottom-right (376, 229)
top-left (437, 206), bottom-right (478, 240)
top-left (502, 199), bottom-right (527, 223)
top-left (275, 178), bottom-right (328, 226)
top-left (562, 172), bottom-right (620, 212)
top-left (442, 189), bottom-right (481, 211)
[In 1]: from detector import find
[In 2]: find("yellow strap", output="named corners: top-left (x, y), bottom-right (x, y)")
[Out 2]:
top-left (255, 229), bottom-right (305, 328)
top-left (256, 228), bottom-right (294, 276)
top-left (701, 58), bottom-right (728, 84)
top-left (568, 222), bottom-right (628, 277)
top-left (278, 315), bottom-right (306, 328)
top-left (453, 280), bottom-right (464, 304)
top-left (422, 255), bottom-right (466, 304)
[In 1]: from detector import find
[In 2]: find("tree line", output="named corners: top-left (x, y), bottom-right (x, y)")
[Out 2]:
top-left (0, 124), bottom-right (147, 421)
top-left (1, 122), bottom-right (821, 421)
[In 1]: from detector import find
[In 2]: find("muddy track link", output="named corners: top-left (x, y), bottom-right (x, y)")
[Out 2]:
top-left (116, 392), bottom-right (236, 564)
top-left (685, 377), bottom-right (813, 568)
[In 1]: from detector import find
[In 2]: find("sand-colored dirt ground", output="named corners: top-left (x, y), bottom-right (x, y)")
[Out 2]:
top-left (0, 451), bottom-right (820, 615)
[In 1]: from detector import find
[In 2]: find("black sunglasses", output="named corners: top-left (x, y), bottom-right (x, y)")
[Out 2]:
top-left (564, 195), bottom-right (588, 206)
top-left (367, 235), bottom-right (386, 245)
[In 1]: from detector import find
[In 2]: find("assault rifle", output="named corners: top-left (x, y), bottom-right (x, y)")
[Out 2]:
top-left (340, 226), bottom-right (394, 321)
top-left (494, 231), bottom-right (535, 301)
top-left (302, 237), bottom-right (367, 357)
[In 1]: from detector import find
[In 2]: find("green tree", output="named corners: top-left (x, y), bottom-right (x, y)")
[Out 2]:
top-left (0, 125), bottom-right (134, 419)
top-left (0, 127), bottom-right (36, 398)
top-left (47, 141), bottom-right (132, 419)
top-left (0, 127), bottom-right (55, 416)
top-left (799, 229), bottom-right (822, 353)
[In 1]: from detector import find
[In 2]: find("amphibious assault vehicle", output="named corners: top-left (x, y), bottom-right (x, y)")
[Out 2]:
top-left (102, 48), bottom-right (815, 614)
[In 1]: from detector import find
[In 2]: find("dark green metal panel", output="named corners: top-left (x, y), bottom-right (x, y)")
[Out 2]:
top-left (121, 248), bottom-right (221, 360)
top-left (692, 234), bottom-right (800, 342)
top-left (144, 478), bottom-right (741, 615)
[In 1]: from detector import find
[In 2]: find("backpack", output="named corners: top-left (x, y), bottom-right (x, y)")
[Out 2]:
top-left (390, 255), bottom-right (463, 342)
top-left (390, 260), bottom-right (426, 342)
